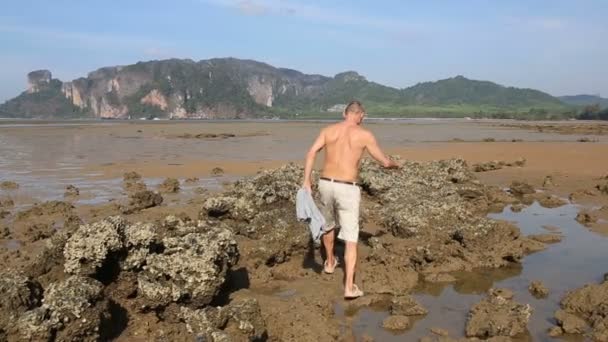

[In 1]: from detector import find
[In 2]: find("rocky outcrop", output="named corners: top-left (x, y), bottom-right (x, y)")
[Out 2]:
top-left (63, 216), bottom-right (127, 276)
top-left (472, 158), bottom-right (526, 172)
top-left (12, 275), bottom-right (108, 341)
top-left (27, 70), bottom-right (52, 94)
top-left (466, 288), bottom-right (532, 338)
top-left (551, 278), bottom-right (608, 340)
top-left (180, 298), bottom-right (266, 341)
top-left (140, 89), bottom-right (168, 110)
top-left (0, 273), bottom-right (43, 330)
top-left (199, 163), bottom-right (309, 266)
top-left (137, 224), bottom-right (239, 307)
top-left (247, 76), bottom-right (274, 107)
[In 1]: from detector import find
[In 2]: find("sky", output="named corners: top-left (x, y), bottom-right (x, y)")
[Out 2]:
top-left (1, 0), bottom-right (607, 102)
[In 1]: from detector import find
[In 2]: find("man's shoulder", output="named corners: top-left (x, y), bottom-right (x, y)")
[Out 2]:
top-left (353, 126), bottom-right (373, 139)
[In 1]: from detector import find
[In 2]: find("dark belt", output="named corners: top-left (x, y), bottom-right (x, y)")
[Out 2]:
top-left (320, 177), bottom-right (359, 186)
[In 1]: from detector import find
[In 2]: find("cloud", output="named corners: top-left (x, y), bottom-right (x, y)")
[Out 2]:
top-left (504, 16), bottom-right (567, 31)
top-left (200, 0), bottom-right (422, 33)
top-left (237, 0), bottom-right (268, 15)
top-left (0, 22), bottom-right (170, 50)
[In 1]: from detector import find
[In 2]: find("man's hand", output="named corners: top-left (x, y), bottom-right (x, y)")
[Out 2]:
top-left (384, 159), bottom-right (400, 169)
top-left (302, 180), bottom-right (312, 193)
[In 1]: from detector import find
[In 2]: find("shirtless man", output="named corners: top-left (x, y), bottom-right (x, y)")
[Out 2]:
top-left (302, 100), bottom-right (398, 299)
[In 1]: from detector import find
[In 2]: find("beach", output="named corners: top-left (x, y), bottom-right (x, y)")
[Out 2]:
top-left (1, 119), bottom-right (607, 341)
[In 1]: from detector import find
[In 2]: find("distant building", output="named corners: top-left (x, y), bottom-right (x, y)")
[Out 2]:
top-left (327, 104), bottom-right (347, 113)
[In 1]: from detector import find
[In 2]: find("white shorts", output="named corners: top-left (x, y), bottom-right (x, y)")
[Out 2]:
top-left (318, 179), bottom-right (361, 243)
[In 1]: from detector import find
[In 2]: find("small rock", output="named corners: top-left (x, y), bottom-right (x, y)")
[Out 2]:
top-left (555, 310), bottom-right (588, 334)
top-left (158, 178), bottom-right (180, 194)
top-left (534, 194), bottom-right (568, 208)
top-left (509, 181), bottom-right (535, 197)
top-left (528, 280), bottom-right (549, 298)
top-left (528, 234), bottom-right (562, 244)
top-left (512, 157), bottom-right (526, 167)
top-left (194, 187), bottom-right (207, 195)
top-left (0, 211), bottom-right (10, 220)
top-left (510, 203), bottom-right (525, 212)
top-left (430, 327), bottom-right (449, 336)
top-left (577, 137), bottom-right (596, 143)
top-left (542, 176), bottom-right (554, 188)
top-left (122, 190), bottom-right (163, 214)
top-left (390, 295), bottom-right (428, 316)
top-left (0, 198), bottom-right (14, 208)
top-left (465, 288), bottom-right (531, 338)
top-left (122, 172), bottom-right (146, 193)
top-left (123, 171), bottom-right (142, 183)
top-left (185, 177), bottom-right (199, 184)
top-left (382, 315), bottom-right (410, 330)
top-left (0, 226), bottom-right (10, 238)
top-left (483, 138), bottom-right (496, 142)
top-left (473, 161), bottom-right (503, 172)
top-left (0, 181), bottom-right (19, 190)
top-left (361, 333), bottom-right (374, 342)
top-left (597, 182), bottom-right (608, 195)
top-left (490, 288), bottom-right (514, 300)
top-left (541, 225), bottom-right (560, 232)
top-left (424, 273), bottom-right (456, 283)
top-left (64, 184), bottom-right (80, 197)
top-left (548, 326), bottom-right (563, 337)
top-left (211, 167), bottom-right (225, 176)
top-left (576, 211), bottom-right (598, 226)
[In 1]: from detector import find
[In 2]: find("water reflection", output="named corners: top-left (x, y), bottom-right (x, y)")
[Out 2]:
top-left (347, 202), bottom-right (607, 341)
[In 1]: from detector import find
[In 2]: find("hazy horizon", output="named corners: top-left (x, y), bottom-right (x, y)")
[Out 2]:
top-left (1, 0), bottom-right (607, 102)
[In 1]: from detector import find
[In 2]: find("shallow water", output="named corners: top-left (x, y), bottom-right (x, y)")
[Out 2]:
top-left (346, 202), bottom-right (607, 341)
top-left (0, 120), bottom-right (604, 204)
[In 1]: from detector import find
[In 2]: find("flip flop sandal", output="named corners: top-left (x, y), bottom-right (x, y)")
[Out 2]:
top-left (344, 285), bottom-right (364, 300)
top-left (323, 258), bottom-right (338, 274)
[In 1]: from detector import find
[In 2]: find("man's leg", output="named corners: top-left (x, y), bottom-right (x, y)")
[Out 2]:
top-left (344, 241), bottom-right (357, 294)
top-left (337, 185), bottom-right (362, 297)
top-left (317, 180), bottom-right (337, 272)
top-left (322, 228), bottom-right (335, 266)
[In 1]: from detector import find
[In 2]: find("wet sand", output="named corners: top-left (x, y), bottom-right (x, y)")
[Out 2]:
top-left (1, 119), bottom-right (608, 340)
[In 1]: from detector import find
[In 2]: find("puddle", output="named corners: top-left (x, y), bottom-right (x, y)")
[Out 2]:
top-left (2, 173), bottom-right (237, 210)
top-left (344, 202), bottom-right (607, 341)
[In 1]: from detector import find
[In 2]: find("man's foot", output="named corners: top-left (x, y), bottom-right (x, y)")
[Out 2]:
top-left (323, 258), bottom-right (338, 274)
top-left (344, 284), bottom-right (364, 299)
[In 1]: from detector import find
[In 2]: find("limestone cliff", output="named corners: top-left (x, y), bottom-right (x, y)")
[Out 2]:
top-left (0, 58), bottom-right (568, 119)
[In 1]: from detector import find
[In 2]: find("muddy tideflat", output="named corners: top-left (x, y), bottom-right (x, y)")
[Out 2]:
top-left (1, 119), bottom-right (607, 340)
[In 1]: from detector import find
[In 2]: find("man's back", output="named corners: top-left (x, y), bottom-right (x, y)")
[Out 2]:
top-left (301, 100), bottom-right (398, 299)
top-left (322, 122), bottom-right (368, 182)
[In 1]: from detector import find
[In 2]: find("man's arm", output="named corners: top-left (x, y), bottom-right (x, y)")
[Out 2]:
top-left (364, 131), bottom-right (399, 168)
top-left (302, 129), bottom-right (326, 192)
